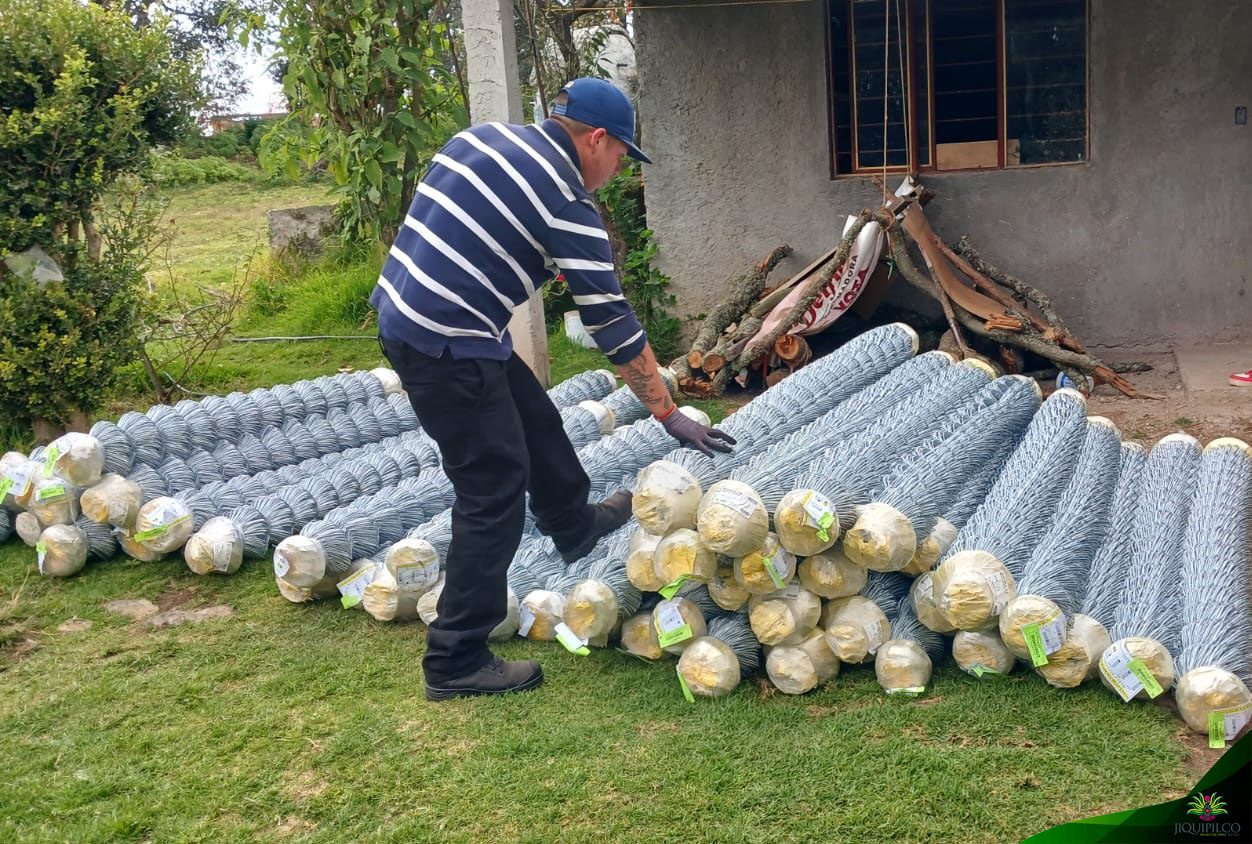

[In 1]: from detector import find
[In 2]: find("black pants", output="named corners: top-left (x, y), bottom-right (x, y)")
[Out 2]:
top-left (381, 338), bottom-right (594, 682)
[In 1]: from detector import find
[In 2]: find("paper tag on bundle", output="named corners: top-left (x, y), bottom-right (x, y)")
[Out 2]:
top-left (211, 542), bottom-right (235, 573)
top-left (273, 551), bottom-right (290, 578)
top-left (676, 665), bottom-right (696, 703)
top-left (42, 446), bottom-right (61, 478)
top-left (659, 574), bottom-right (691, 600)
top-left (866, 621), bottom-right (884, 656)
top-left (5, 462), bottom-right (35, 499)
top-left (801, 491), bottom-right (837, 541)
top-left (985, 570), bottom-right (1012, 615)
top-left (1208, 702), bottom-right (1252, 748)
top-left (781, 581), bottom-right (803, 599)
top-left (554, 622), bottom-right (590, 656)
top-left (1023, 610), bottom-right (1067, 667)
top-left (651, 463), bottom-right (694, 494)
top-left (712, 487), bottom-right (758, 520)
top-left (1099, 641), bottom-right (1161, 702)
top-left (107, 498), bottom-right (133, 525)
top-left (338, 565), bottom-right (380, 608)
top-left (36, 541), bottom-right (47, 575)
top-left (35, 483), bottom-right (68, 503)
top-left (517, 606), bottom-right (536, 638)
top-left (654, 599), bottom-right (693, 648)
top-left (763, 552), bottom-right (788, 590)
top-left (394, 562), bottom-right (437, 591)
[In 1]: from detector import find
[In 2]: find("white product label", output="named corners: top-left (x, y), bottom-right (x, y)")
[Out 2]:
top-left (1099, 640), bottom-right (1144, 703)
top-left (212, 542), bottom-right (234, 573)
top-left (712, 487), bottom-right (758, 520)
top-left (802, 491), bottom-right (836, 528)
top-left (986, 570), bottom-right (1011, 615)
top-left (1038, 611), bottom-right (1067, 655)
top-left (107, 498), bottom-right (132, 524)
top-left (394, 562), bottom-right (437, 591)
top-left (763, 551), bottom-right (788, 589)
top-left (866, 622), bottom-right (884, 656)
top-left (655, 599), bottom-right (686, 634)
top-left (36, 541), bottom-right (47, 575)
top-left (652, 464), bottom-right (693, 494)
top-left (517, 606), bottom-right (536, 638)
top-left (554, 622), bottom-right (589, 655)
top-left (781, 581), bottom-right (803, 599)
top-left (1216, 702), bottom-right (1252, 741)
top-left (337, 565), bottom-right (380, 608)
top-left (273, 551), bottom-right (290, 578)
top-left (6, 462), bottom-right (34, 498)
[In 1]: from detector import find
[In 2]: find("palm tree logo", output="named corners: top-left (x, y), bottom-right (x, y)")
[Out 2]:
top-left (1186, 792), bottom-right (1228, 822)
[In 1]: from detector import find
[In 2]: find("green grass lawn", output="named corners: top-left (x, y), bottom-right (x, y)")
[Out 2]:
top-left (0, 180), bottom-right (1226, 842)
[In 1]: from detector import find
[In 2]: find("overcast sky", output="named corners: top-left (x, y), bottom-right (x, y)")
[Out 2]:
top-left (233, 48), bottom-right (284, 114)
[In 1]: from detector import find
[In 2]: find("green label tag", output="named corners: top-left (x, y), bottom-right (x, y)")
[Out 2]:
top-left (554, 623), bottom-right (590, 656)
top-left (763, 554), bottom-right (786, 590)
top-left (676, 665), bottom-right (695, 703)
top-left (1209, 712), bottom-right (1226, 749)
top-left (1128, 659), bottom-right (1163, 698)
top-left (1023, 622), bottom-right (1049, 667)
top-left (36, 541), bottom-right (47, 574)
top-left (36, 483), bottom-right (67, 503)
top-left (0, 477), bottom-right (12, 500)
top-left (970, 664), bottom-right (1000, 679)
top-left (43, 446), bottom-right (60, 478)
top-left (134, 524), bottom-right (168, 542)
top-left (657, 623), bottom-right (693, 649)
top-left (659, 574), bottom-right (690, 600)
top-left (816, 513), bottom-right (835, 543)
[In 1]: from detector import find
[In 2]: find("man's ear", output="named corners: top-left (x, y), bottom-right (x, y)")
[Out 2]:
top-left (590, 127), bottom-right (608, 147)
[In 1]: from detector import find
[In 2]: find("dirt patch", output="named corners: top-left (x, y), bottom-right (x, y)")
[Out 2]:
top-left (635, 720), bottom-right (683, 737)
top-left (283, 769), bottom-right (328, 803)
top-left (273, 816), bottom-right (317, 837)
top-left (104, 599), bottom-right (159, 621)
top-left (57, 618), bottom-right (93, 634)
top-left (156, 584), bottom-right (201, 612)
top-left (143, 605), bottom-right (234, 630)
top-left (0, 620), bottom-right (39, 669)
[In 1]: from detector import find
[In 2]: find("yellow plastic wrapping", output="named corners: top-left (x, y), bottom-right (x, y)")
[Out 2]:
top-left (910, 571), bottom-right (956, 634)
top-left (842, 502), bottom-right (917, 572)
top-left (707, 564), bottom-right (750, 611)
top-left (134, 496), bottom-right (194, 555)
top-left (999, 594), bottom-right (1067, 661)
top-left (116, 528), bottom-right (166, 562)
top-left (626, 528), bottom-right (665, 592)
top-left (901, 518), bottom-right (957, 576)
top-left (733, 532), bottom-right (796, 595)
top-left (1, 451), bottom-right (32, 509)
top-left (748, 583), bottom-right (821, 647)
top-left (279, 558), bottom-right (370, 604)
top-left (1098, 637), bottom-right (1176, 702)
top-left (519, 590), bottom-right (567, 641)
top-left (1175, 667), bottom-right (1252, 737)
top-left (697, 480), bottom-right (769, 557)
top-left (28, 475), bottom-right (79, 527)
top-left (620, 612), bottom-right (664, 661)
top-left (678, 636), bottom-right (741, 698)
top-left (1036, 614), bottom-right (1110, 689)
top-left (774, 489), bottom-right (841, 556)
top-left (384, 538), bottom-right (441, 597)
top-left (952, 628), bottom-right (1017, 677)
top-left (652, 597), bottom-right (707, 655)
top-left (416, 576), bottom-right (445, 623)
top-left (765, 629), bottom-right (840, 694)
top-left (932, 549), bottom-right (1016, 631)
top-left (15, 512), bottom-right (42, 546)
top-left (46, 432), bottom-right (104, 488)
top-left (183, 517), bottom-right (244, 575)
top-left (798, 548), bottom-right (867, 599)
top-left (822, 596), bottom-right (891, 663)
top-left (633, 460), bottom-right (702, 535)
top-left (653, 528), bottom-right (716, 587)
top-left (577, 400), bottom-right (616, 435)
top-left (363, 568), bottom-right (416, 622)
top-left (563, 579), bottom-right (621, 642)
top-left (80, 474), bottom-right (142, 529)
top-left (273, 534), bottom-right (326, 589)
top-left (38, 523), bottom-right (88, 577)
top-left (875, 639), bottom-right (933, 694)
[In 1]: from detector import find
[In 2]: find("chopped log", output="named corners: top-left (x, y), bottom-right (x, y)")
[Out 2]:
top-left (687, 349), bottom-right (704, 370)
top-left (775, 334), bottom-right (813, 369)
top-left (702, 352), bottom-right (726, 375)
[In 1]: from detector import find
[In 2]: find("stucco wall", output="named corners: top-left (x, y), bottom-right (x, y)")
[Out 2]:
top-left (635, 0), bottom-right (1252, 348)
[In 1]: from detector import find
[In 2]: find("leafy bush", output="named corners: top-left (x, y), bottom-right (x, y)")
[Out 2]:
top-left (151, 153), bottom-right (258, 187)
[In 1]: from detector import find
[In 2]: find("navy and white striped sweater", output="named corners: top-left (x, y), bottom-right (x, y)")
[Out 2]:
top-left (370, 119), bottom-right (647, 365)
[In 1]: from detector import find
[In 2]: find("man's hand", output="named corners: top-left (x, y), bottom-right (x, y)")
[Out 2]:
top-left (658, 407), bottom-right (736, 457)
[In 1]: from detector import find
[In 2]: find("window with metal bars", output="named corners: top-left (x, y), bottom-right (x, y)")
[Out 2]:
top-left (827, 0), bottom-right (1087, 175)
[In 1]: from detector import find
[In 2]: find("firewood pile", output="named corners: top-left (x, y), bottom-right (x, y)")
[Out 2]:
top-left (673, 178), bottom-right (1148, 399)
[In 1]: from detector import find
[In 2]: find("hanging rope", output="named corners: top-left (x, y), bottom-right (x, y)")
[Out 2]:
top-left (894, 0), bottom-right (912, 174)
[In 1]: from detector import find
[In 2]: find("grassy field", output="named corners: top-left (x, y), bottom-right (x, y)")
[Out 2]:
top-left (0, 179), bottom-right (1230, 843)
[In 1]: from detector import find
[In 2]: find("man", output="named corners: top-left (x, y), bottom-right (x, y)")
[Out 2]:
top-left (371, 78), bottom-right (735, 701)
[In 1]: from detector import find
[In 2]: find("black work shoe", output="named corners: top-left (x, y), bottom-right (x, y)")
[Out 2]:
top-left (425, 657), bottom-right (544, 701)
top-left (559, 490), bottom-right (634, 564)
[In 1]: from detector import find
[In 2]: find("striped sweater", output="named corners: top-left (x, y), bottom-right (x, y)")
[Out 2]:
top-left (370, 118), bottom-right (647, 365)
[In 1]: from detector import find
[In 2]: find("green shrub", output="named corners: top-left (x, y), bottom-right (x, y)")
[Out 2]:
top-left (151, 153), bottom-right (258, 187)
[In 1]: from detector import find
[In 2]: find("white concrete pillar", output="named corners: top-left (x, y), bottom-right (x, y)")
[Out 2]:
top-left (462, 0), bottom-right (552, 386)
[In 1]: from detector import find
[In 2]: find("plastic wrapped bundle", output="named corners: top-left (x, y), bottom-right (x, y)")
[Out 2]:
top-left (798, 548), bottom-right (867, 599)
top-left (708, 562), bottom-right (751, 611)
top-left (844, 375), bottom-right (1040, 572)
top-left (1, 452), bottom-right (36, 509)
top-left (547, 368), bottom-right (617, 409)
top-left (660, 448), bottom-right (720, 489)
top-left (652, 528), bottom-right (716, 589)
top-left (901, 518), bottom-right (959, 577)
top-left (349, 403), bottom-right (382, 445)
top-left (766, 629), bottom-right (841, 695)
top-left (623, 528), bottom-right (664, 592)
top-left (270, 385), bottom-right (306, 424)
top-left (117, 411), bottom-right (163, 467)
top-left (697, 480), bottom-right (769, 557)
top-left (249, 388), bottom-right (285, 428)
top-left (953, 629), bottom-right (1017, 678)
top-left (75, 517), bottom-right (118, 561)
top-left (184, 516), bottom-right (245, 575)
top-left (651, 595), bottom-right (708, 655)
top-left (382, 537), bottom-right (442, 595)
top-left (931, 389), bottom-right (1089, 631)
top-left (146, 406), bottom-right (191, 460)
top-left (733, 533), bottom-right (796, 596)
top-left (999, 418), bottom-right (1122, 665)
top-left (201, 396), bottom-right (242, 444)
top-left (369, 366), bottom-right (403, 396)
top-left (368, 397), bottom-right (403, 439)
top-left (225, 392), bottom-right (263, 437)
top-left (133, 496), bottom-right (195, 554)
top-left (15, 512), bottom-right (42, 546)
top-left (185, 451), bottom-right (225, 488)
top-left (750, 581), bottom-right (821, 647)
top-left (37, 523), bottom-right (88, 577)
top-left (518, 590), bottom-right (567, 641)
top-left (1173, 439), bottom-right (1252, 739)
top-left (876, 593), bottom-right (947, 695)
top-left (1101, 433), bottom-right (1202, 702)
top-left (563, 559), bottom-right (643, 645)
top-left (294, 381), bottom-right (329, 418)
top-left (44, 432), bottom-right (105, 488)
top-left (29, 475), bottom-right (79, 527)
top-left (620, 612), bottom-right (664, 660)
top-left (909, 570), bottom-right (955, 634)
top-left (276, 553), bottom-right (370, 605)
top-left (155, 457), bottom-right (196, 495)
top-left (88, 421), bottom-right (134, 476)
top-left (633, 460), bottom-right (703, 536)
top-left (80, 474), bottom-right (142, 529)
top-left (1033, 614), bottom-right (1112, 689)
top-left (126, 464), bottom-right (167, 504)
top-left (823, 573), bottom-right (909, 663)
top-left (679, 615), bottom-right (762, 699)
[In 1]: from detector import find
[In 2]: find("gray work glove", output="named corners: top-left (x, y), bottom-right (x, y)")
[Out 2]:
top-left (658, 409), bottom-right (736, 457)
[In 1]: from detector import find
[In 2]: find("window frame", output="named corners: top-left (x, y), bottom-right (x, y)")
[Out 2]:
top-left (825, 0), bottom-right (1090, 178)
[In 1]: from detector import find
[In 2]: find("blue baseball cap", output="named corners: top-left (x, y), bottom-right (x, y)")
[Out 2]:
top-left (552, 78), bottom-right (652, 164)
